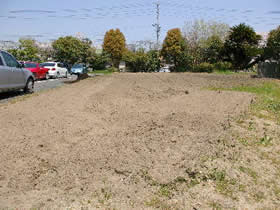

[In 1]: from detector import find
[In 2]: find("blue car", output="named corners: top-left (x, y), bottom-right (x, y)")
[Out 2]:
top-left (71, 64), bottom-right (88, 75)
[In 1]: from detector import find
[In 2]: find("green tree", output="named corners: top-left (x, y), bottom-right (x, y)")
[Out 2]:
top-left (103, 29), bottom-right (126, 68)
top-left (266, 26), bottom-right (280, 60)
top-left (8, 39), bottom-right (40, 62)
top-left (90, 53), bottom-right (110, 70)
top-left (124, 49), bottom-right (148, 72)
top-left (146, 50), bottom-right (160, 72)
top-left (161, 28), bottom-right (188, 71)
top-left (202, 35), bottom-right (224, 64)
top-left (52, 36), bottom-right (93, 66)
top-left (224, 23), bottom-right (262, 70)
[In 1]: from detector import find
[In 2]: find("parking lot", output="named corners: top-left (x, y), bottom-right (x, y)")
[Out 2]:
top-left (0, 75), bottom-right (78, 103)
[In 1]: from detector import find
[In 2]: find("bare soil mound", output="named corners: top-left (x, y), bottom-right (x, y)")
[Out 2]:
top-left (0, 73), bottom-right (278, 209)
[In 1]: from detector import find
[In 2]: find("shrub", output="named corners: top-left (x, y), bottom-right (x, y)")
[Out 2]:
top-left (106, 67), bottom-right (118, 72)
top-left (193, 62), bottom-right (214, 73)
top-left (214, 61), bottom-right (233, 71)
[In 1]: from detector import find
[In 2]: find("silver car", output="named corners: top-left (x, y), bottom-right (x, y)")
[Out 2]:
top-left (0, 50), bottom-right (35, 93)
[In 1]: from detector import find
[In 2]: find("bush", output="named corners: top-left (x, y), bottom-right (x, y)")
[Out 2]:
top-left (106, 67), bottom-right (118, 72)
top-left (193, 62), bottom-right (214, 73)
top-left (214, 62), bottom-right (233, 71)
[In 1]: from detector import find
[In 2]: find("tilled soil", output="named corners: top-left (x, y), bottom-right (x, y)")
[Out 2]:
top-left (0, 73), bottom-right (279, 209)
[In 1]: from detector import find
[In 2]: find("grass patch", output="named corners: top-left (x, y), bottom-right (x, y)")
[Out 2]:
top-left (144, 197), bottom-right (171, 209)
top-left (209, 201), bottom-right (223, 210)
top-left (158, 185), bottom-right (172, 198)
top-left (258, 134), bottom-right (273, 146)
top-left (213, 70), bottom-right (256, 75)
top-left (90, 69), bottom-right (115, 75)
top-left (209, 82), bottom-right (280, 123)
top-left (214, 69), bottom-right (236, 75)
top-left (239, 166), bottom-right (258, 183)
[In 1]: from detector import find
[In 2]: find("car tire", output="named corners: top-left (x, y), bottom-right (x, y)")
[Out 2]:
top-left (57, 72), bottom-right (60, 78)
top-left (45, 73), bottom-right (50, 80)
top-left (24, 78), bottom-right (34, 93)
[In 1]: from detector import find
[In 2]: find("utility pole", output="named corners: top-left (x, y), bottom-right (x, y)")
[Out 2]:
top-left (152, 1), bottom-right (161, 50)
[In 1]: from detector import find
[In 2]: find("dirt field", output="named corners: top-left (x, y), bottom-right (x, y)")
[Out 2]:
top-left (0, 73), bottom-right (279, 209)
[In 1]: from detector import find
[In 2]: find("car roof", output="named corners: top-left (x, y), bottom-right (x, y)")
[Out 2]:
top-left (23, 61), bottom-right (38, 64)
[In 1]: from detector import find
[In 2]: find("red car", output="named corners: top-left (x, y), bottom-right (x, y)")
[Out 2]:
top-left (22, 62), bottom-right (49, 80)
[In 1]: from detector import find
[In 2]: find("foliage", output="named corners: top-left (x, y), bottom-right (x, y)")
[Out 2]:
top-left (214, 61), bottom-right (233, 71)
top-left (266, 25), bottom-right (280, 60)
top-left (202, 35), bottom-right (224, 64)
top-left (124, 49), bottom-right (148, 72)
top-left (146, 50), bottom-right (161, 72)
top-left (90, 53), bottom-right (110, 70)
top-left (192, 62), bottom-right (214, 73)
top-left (124, 49), bottom-right (160, 72)
top-left (224, 23), bottom-right (262, 70)
top-left (183, 20), bottom-right (230, 66)
top-left (8, 39), bottom-right (40, 62)
top-left (161, 28), bottom-right (190, 71)
top-left (52, 36), bottom-right (94, 66)
top-left (103, 29), bottom-right (126, 68)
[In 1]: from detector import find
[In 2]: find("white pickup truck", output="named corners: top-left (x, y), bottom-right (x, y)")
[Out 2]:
top-left (0, 50), bottom-right (35, 93)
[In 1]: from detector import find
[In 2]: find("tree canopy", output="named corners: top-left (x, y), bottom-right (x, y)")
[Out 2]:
top-left (161, 28), bottom-right (190, 71)
top-left (103, 29), bottom-right (126, 68)
top-left (224, 23), bottom-right (262, 70)
top-left (8, 39), bottom-right (40, 62)
top-left (52, 36), bottom-right (94, 66)
top-left (266, 26), bottom-right (280, 60)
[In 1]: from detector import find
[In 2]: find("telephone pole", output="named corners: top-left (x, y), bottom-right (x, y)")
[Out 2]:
top-left (152, 1), bottom-right (161, 49)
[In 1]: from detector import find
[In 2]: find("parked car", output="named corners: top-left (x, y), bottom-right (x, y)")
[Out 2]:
top-left (21, 61), bottom-right (50, 80)
top-left (159, 66), bottom-right (171, 73)
top-left (39, 62), bottom-right (68, 79)
top-left (71, 63), bottom-right (88, 75)
top-left (0, 50), bottom-right (35, 93)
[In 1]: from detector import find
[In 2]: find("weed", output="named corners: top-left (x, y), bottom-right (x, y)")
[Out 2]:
top-left (208, 169), bottom-right (226, 182)
top-left (209, 201), bottom-right (223, 210)
top-left (238, 137), bottom-right (251, 146)
top-left (238, 184), bottom-right (246, 192)
top-left (158, 185), bottom-right (172, 198)
top-left (248, 121), bottom-right (256, 131)
top-left (215, 178), bottom-right (237, 198)
top-left (140, 170), bottom-right (158, 186)
top-left (188, 179), bottom-right (200, 188)
top-left (239, 166), bottom-right (258, 182)
top-left (258, 134), bottom-right (273, 146)
top-left (145, 197), bottom-right (170, 209)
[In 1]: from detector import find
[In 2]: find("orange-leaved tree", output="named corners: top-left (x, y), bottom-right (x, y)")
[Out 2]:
top-left (103, 29), bottom-right (126, 68)
top-left (161, 28), bottom-right (188, 71)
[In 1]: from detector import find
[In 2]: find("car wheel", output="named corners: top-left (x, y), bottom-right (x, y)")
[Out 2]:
top-left (57, 72), bottom-right (60, 78)
top-left (45, 73), bottom-right (50, 80)
top-left (24, 78), bottom-right (34, 93)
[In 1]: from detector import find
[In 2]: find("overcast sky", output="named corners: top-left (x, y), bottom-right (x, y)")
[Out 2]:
top-left (0, 0), bottom-right (279, 44)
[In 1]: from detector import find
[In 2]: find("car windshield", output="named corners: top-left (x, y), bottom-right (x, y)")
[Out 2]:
top-left (24, 63), bottom-right (37, 68)
top-left (40, 63), bottom-right (55, 67)
top-left (72, 64), bottom-right (83, 68)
